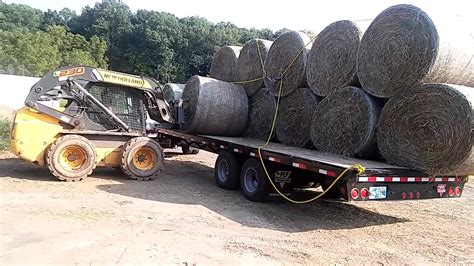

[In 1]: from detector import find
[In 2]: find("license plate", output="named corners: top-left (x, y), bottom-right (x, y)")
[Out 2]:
top-left (369, 186), bottom-right (387, 199)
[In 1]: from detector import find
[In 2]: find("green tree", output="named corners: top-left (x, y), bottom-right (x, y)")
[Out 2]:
top-left (70, 0), bottom-right (132, 70)
top-left (0, 2), bottom-right (43, 31)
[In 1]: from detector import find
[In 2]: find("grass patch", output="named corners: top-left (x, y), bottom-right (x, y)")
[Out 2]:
top-left (0, 118), bottom-right (12, 151)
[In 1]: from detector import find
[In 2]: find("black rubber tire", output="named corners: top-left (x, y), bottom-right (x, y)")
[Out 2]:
top-left (121, 137), bottom-right (164, 181)
top-left (181, 143), bottom-right (199, 154)
top-left (46, 134), bottom-right (96, 182)
top-left (240, 158), bottom-right (270, 202)
top-left (214, 151), bottom-right (241, 190)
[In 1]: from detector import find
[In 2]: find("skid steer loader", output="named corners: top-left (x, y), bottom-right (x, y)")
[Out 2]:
top-left (10, 66), bottom-right (193, 181)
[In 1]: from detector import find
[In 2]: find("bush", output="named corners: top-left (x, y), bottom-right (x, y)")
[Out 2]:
top-left (0, 118), bottom-right (12, 151)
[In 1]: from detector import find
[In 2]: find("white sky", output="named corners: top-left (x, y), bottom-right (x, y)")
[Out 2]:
top-left (4, 0), bottom-right (474, 32)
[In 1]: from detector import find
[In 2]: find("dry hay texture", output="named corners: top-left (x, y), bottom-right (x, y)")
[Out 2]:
top-left (243, 88), bottom-right (277, 141)
top-left (306, 20), bottom-right (362, 97)
top-left (235, 39), bottom-right (273, 96)
top-left (209, 46), bottom-right (242, 82)
top-left (182, 75), bottom-right (248, 136)
top-left (377, 83), bottom-right (473, 175)
top-left (264, 31), bottom-right (311, 97)
top-left (311, 86), bottom-right (382, 159)
top-left (276, 88), bottom-right (319, 148)
top-left (357, 4), bottom-right (474, 98)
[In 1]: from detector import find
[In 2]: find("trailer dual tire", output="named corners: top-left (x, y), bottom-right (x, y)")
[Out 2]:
top-left (46, 134), bottom-right (97, 182)
top-left (214, 151), bottom-right (241, 190)
top-left (121, 137), bottom-right (164, 181)
top-left (240, 158), bottom-right (270, 202)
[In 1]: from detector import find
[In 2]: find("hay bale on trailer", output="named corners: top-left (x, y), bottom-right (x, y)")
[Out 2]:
top-left (235, 39), bottom-right (273, 96)
top-left (209, 46), bottom-right (242, 82)
top-left (306, 20), bottom-right (362, 97)
top-left (264, 31), bottom-right (311, 97)
top-left (243, 88), bottom-right (277, 141)
top-left (357, 4), bottom-right (474, 98)
top-left (310, 86), bottom-right (382, 159)
top-left (275, 88), bottom-right (319, 148)
top-left (378, 83), bottom-right (473, 175)
top-left (181, 76), bottom-right (248, 136)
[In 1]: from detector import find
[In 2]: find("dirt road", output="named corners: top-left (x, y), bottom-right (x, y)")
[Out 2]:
top-left (1, 150), bottom-right (473, 264)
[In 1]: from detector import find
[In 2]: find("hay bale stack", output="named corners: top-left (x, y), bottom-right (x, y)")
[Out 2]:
top-left (235, 39), bottom-right (273, 96)
top-left (276, 88), bottom-right (319, 148)
top-left (310, 86), bottom-right (382, 159)
top-left (264, 31), bottom-right (311, 97)
top-left (182, 75), bottom-right (248, 136)
top-left (209, 46), bottom-right (242, 82)
top-left (306, 20), bottom-right (362, 97)
top-left (378, 83), bottom-right (473, 175)
top-left (357, 4), bottom-right (474, 98)
top-left (243, 88), bottom-right (277, 141)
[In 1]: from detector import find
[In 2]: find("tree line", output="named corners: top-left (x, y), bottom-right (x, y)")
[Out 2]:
top-left (0, 0), bottom-right (284, 83)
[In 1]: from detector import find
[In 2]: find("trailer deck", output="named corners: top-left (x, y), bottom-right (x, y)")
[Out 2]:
top-left (158, 128), bottom-right (468, 201)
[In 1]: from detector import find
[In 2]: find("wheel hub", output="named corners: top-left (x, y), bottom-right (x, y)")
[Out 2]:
top-left (132, 147), bottom-right (156, 171)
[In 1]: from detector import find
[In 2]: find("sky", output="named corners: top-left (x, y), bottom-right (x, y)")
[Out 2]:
top-left (4, 0), bottom-right (474, 32)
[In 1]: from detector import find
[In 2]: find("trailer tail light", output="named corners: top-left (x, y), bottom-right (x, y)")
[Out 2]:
top-left (409, 192), bottom-right (414, 199)
top-left (360, 188), bottom-right (369, 199)
top-left (448, 187), bottom-right (455, 197)
top-left (402, 192), bottom-right (407, 200)
top-left (416, 192), bottom-right (421, 199)
top-left (455, 187), bottom-right (462, 197)
top-left (351, 188), bottom-right (359, 199)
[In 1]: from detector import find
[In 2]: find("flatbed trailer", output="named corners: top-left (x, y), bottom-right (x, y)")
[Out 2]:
top-left (157, 128), bottom-right (468, 202)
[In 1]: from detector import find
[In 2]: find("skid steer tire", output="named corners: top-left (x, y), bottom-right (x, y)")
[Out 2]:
top-left (46, 134), bottom-right (97, 182)
top-left (121, 137), bottom-right (164, 181)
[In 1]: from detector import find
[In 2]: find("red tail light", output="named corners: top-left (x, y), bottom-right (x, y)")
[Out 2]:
top-left (360, 188), bottom-right (369, 199)
top-left (455, 187), bottom-right (462, 197)
top-left (351, 188), bottom-right (359, 199)
top-left (401, 192), bottom-right (407, 200)
top-left (409, 192), bottom-right (414, 199)
top-left (448, 187), bottom-right (455, 197)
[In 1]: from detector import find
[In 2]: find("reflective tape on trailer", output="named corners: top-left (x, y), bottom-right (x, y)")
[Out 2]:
top-left (358, 176), bottom-right (456, 183)
top-left (291, 162), bottom-right (307, 170)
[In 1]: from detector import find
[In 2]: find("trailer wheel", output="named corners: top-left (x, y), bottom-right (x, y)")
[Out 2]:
top-left (181, 143), bottom-right (199, 154)
top-left (46, 134), bottom-right (97, 182)
top-left (240, 158), bottom-right (270, 202)
top-left (214, 151), bottom-right (241, 190)
top-left (121, 137), bottom-right (164, 181)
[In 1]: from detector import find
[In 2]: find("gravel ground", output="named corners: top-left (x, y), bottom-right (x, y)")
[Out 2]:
top-left (0, 150), bottom-right (473, 264)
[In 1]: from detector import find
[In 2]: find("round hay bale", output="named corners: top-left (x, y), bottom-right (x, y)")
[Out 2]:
top-left (264, 31), bottom-right (311, 97)
top-left (235, 39), bottom-right (273, 97)
top-left (306, 21), bottom-right (362, 97)
top-left (275, 88), bottom-right (319, 148)
top-left (182, 75), bottom-right (248, 136)
top-left (377, 83), bottom-right (473, 175)
top-left (209, 46), bottom-right (242, 82)
top-left (357, 4), bottom-right (474, 98)
top-left (310, 86), bottom-right (382, 159)
top-left (243, 88), bottom-right (277, 141)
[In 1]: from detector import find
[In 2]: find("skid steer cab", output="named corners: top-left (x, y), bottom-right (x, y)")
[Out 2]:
top-left (10, 66), bottom-right (191, 181)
